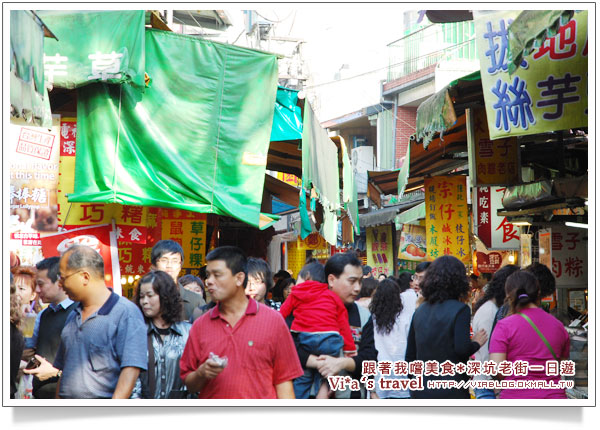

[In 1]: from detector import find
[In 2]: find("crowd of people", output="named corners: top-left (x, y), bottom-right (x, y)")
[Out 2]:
top-left (9, 239), bottom-right (571, 400)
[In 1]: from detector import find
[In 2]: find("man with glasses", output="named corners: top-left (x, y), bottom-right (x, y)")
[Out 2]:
top-left (150, 240), bottom-right (205, 321)
top-left (410, 262), bottom-right (431, 295)
top-left (51, 245), bottom-right (147, 398)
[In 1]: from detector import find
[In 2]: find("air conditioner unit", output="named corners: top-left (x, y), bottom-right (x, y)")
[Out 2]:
top-left (358, 198), bottom-right (369, 209)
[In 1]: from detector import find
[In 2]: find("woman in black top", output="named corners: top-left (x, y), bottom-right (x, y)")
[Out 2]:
top-left (405, 255), bottom-right (488, 399)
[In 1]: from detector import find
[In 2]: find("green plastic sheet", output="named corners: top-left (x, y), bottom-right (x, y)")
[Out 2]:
top-left (507, 10), bottom-right (575, 75)
top-left (300, 103), bottom-right (341, 245)
top-left (36, 10), bottom-right (146, 89)
top-left (69, 29), bottom-right (278, 229)
top-left (341, 140), bottom-right (359, 235)
top-left (415, 89), bottom-right (457, 149)
top-left (270, 86), bottom-right (303, 141)
top-left (10, 10), bottom-right (52, 127)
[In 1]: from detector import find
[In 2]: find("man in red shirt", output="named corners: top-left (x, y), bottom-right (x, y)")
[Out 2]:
top-left (180, 246), bottom-right (302, 399)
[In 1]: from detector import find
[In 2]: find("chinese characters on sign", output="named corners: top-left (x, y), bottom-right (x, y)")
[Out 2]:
top-left (475, 186), bottom-right (520, 250)
top-left (476, 11), bottom-right (588, 139)
top-left (425, 176), bottom-right (470, 263)
top-left (161, 210), bottom-right (208, 276)
top-left (367, 225), bottom-right (394, 276)
top-left (473, 108), bottom-right (519, 185)
top-left (550, 226), bottom-right (587, 287)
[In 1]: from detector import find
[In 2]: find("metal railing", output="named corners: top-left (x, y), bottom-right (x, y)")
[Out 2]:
top-left (387, 21), bottom-right (478, 82)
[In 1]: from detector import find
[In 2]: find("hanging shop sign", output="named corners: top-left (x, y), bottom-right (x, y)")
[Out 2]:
top-left (475, 10), bottom-right (588, 139)
top-left (550, 225), bottom-right (587, 287)
top-left (520, 233), bottom-right (533, 268)
top-left (367, 225), bottom-right (394, 276)
top-left (473, 108), bottom-right (519, 185)
top-left (425, 176), bottom-right (470, 263)
top-left (276, 172), bottom-right (301, 187)
top-left (9, 115), bottom-right (61, 265)
top-left (40, 223), bottom-right (121, 293)
top-left (398, 224), bottom-right (427, 262)
top-left (161, 209), bottom-right (208, 275)
top-left (475, 186), bottom-right (520, 250)
top-left (37, 10), bottom-right (146, 89)
top-left (296, 232), bottom-right (328, 250)
top-left (538, 229), bottom-right (552, 269)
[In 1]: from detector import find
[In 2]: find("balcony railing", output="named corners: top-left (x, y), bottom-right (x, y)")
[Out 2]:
top-left (387, 21), bottom-right (477, 82)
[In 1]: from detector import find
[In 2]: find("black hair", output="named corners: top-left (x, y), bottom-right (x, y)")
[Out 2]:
top-left (298, 261), bottom-right (326, 283)
top-left (134, 270), bottom-right (183, 324)
top-left (358, 277), bottom-right (378, 299)
top-left (469, 273), bottom-right (479, 281)
top-left (524, 262), bottom-right (556, 299)
top-left (205, 246), bottom-right (247, 287)
top-left (480, 273), bottom-right (492, 282)
top-left (247, 258), bottom-right (274, 292)
top-left (179, 274), bottom-right (205, 301)
top-left (151, 240), bottom-right (184, 266)
top-left (362, 265), bottom-right (373, 276)
top-left (395, 272), bottom-right (412, 293)
top-left (506, 270), bottom-right (540, 315)
top-left (35, 256), bottom-right (60, 283)
top-left (415, 261), bottom-right (431, 273)
top-left (378, 273), bottom-right (387, 279)
top-left (473, 265), bottom-right (520, 314)
top-left (273, 269), bottom-right (291, 280)
top-left (279, 277), bottom-right (295, 292)
top-left (324, 251), bottom-right (361, 279)
top-left (64, 245), bottom-right (104, 279)
top-left (420, 255), bottom-right (469, 304)
top-left (370, 278), bottom-right (403, 335)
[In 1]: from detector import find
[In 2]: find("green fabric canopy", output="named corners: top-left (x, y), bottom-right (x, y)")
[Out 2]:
top-left (10, 10), bottom-right (52, 127)
top-left (394, 202), bottom-right (425, 230)
top-left (270, 86), bottom-right (303, 142)
top-left (507, 10), bottom-right (575, 75)
top-left (299, 103), bottom-right (340, 245)
top-left (69, 29), bottom-right (278, 229)
top-left (415, 89), bottom-right (457, 149)
top-left (36, 10), bottom-right (146, 89)
top-left (341, 139), bottom-right (360, 235)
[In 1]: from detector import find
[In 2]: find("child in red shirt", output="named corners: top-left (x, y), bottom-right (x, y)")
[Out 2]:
top-left (280, 280), bottom-right (356, 399)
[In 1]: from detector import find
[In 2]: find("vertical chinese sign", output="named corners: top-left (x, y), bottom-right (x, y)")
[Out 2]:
top-left (9, 115), bottom-right (61, 265)
top-left (520, 233), bottom-right (532, 268)
top-left (538, 229), bottom-right (552, 269)
top-left (473, 108), bottom-right (519, 185)
top-left (475, 10), bottom-right (588, 139)
top-left (550, 226), bottom-right (587, 287)
top-left (475, 186), bottom-right (520, 250)
top-left (425, 176), bottom-right (470, 263)
top-left (366, 225), bottom-right (394, 276)
top-left (161, 210), bottom-right (207, 277)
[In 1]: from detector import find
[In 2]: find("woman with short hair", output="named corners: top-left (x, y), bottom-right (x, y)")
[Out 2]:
top-left (489, 270), bottom-right (570, 399)
top-left (132, 270), bottom-right (192, 399)
top-left (405, 256), bottom-right (487, 399)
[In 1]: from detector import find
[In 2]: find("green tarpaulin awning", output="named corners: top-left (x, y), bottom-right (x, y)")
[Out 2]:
top-left (10, 10), bottom-right (52, 127)
top-left (415, 70), bottom-right (480, 149)
top-left (299, 103), bottom-right (340, 245)
top-left (340, 137), bottom-right (360, 235)
top-left (69, 29), bottom-right (278, 229)
top-left (270, 86), bottom-right (303, 142)
top-left (395, 202), bottom-right (425, 230)
top-left (507, 10), bottom-right (575, 75)
top-left (36, 10), bottom-right (146, 89)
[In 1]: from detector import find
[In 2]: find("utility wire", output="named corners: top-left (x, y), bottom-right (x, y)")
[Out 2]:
top-left (304, 36), bottom-right (476, 90)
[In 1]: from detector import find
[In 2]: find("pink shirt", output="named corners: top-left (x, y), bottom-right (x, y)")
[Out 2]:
top-left (180, 298), bottom-right (303, 399)
top-left (489, 307), bottom-right (570, 399)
